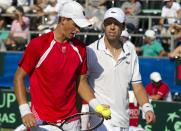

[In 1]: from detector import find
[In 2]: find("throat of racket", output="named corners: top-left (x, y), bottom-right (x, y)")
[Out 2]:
top-left (60, 112), bottom-right (104, 131)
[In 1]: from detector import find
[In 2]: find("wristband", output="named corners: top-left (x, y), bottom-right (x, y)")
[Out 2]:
top-left (88, 98), bottom-right (99, 110)
top-left (142, 103), bottom-right (154, 114)
top-left (19, 103), bottom-right (32, 117)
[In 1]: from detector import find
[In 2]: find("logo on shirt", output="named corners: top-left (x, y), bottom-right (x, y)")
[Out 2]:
top-left (61, 46), bottom-right (66, 54)
top-left (126, 61), bottom-right (130, 64)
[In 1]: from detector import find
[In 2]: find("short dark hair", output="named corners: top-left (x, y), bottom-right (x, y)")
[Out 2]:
top-left (16, 6), bottom-right (24, 15)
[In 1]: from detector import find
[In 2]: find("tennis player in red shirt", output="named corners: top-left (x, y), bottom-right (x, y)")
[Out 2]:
top-left (14, 1), bottom-right (110, 130)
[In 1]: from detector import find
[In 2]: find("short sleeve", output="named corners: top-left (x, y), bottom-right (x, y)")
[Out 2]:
top-left (157, 83), bottom-right (170, 98)
top-left (79, 47), bottom-right (88, 75)
top-left (131, 50), bottom-right (142, 83)
top-left (19, 39), bottom-right (41, 75)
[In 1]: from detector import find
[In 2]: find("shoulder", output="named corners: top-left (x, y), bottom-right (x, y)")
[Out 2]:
top-left (87, 39), bottom-right (99, 49)
top-left (162, 6), bottom-right (167, 11)
top-left (70, 38), bottom-right (87, 56)
top-left (145, 83), bottom-right (152, 88)
top-left (161, 82), bottom-right (170, 89)
top-left (71, 38), bottom-right (86, 53)
top-left (71, 38), bottom-right (86, 47)
top-left (173, 2), bottom-right (180, 8)
top-left (124, 41), bottom-right (135, 49)
top-left (153, 40), bottom-right (161, 45)
top-left (31, 32), bottom-right (53, 45)
top-left (27, 32), bottom-right (54, 52)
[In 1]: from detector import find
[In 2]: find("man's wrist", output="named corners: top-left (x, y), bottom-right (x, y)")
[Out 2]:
top-left (19, 103), bottom-right (32, 117)
top-left (88, 98), bottom-right (99, 110)
top-left (142, 103), bottom-right (154, 113)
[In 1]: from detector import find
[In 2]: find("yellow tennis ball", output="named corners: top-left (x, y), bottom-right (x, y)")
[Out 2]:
top-left (102, 109), bottom-right (111, 117)
top-left (96, 105), bottom-right (104, 113)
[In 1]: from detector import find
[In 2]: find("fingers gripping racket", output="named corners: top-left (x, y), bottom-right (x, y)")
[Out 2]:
top-left (39, 112), bottom-right (104, 131)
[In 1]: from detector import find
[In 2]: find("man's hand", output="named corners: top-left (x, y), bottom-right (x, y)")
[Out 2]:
top-left (89, 99), bottom-right (111, 119)
top-left (145, 110), bottom-right (156, 124)
top-left (95, 104), bottom-right (111, 119)
top-left (22, 113), bottom-right (36, 128)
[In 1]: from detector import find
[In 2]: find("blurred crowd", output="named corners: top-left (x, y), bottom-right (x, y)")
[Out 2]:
top-left (0, 0), bottom-right (181, 59)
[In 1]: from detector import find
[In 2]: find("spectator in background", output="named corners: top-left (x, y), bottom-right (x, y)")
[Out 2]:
top-left (168, 45), bottom-right (181, 58)
top-left (136, 29), bottom-right (167, 57)
top-left (121, 29), bottom-right (135, 49)
top-left (85, 0), bottom-right (107, 31)
top-left (37, 0), bottom-right (59, 30)
top-left (168, 9), bottom-right (181, 35)
top-left (0, 16), bottom-right (8, 51)
top-left (0, 0), bottom-right (13, 13)
top-left (29, 0), bottom-right (49, 30)
top-left (31, 0), bottom-right (49, 13)
top-left (5, 6), bottom-right (30, 51)
top-left (0, 16), bottom-right (9, 40)
top-left (5, 0), bottom-right (32, 14)
top-left (121, 0), bottom-right (142, 33)
top-left (145, 72), bottom-right (172, 101)
top-left (159, 0), bottom-right (180, 35)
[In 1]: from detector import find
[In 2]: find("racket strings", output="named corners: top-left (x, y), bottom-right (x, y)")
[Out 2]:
top-left (61, 116), bottom-right (81, 131)
top-left (87, 113), bottom-right (103, 130)
top-left (58, 112), bottom-right (104, 131)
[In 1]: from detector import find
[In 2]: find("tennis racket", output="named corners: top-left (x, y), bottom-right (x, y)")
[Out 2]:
top-left (38, 112), bottom-right (104, 131)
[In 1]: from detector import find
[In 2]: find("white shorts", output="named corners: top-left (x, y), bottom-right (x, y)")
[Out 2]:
top-left (94, 119), bottom-right (129, 131)
top-left (30, 120), bottom-right (80, 131)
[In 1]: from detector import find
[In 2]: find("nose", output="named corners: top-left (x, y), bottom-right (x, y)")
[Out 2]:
top-left (110, 23), bottom-right (116, 29)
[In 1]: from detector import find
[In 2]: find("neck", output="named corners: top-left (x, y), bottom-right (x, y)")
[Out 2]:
top-left (104, 37), bottom-right (122, 60)
top-left (53, 26), bottom-right (67, 43)
top-left (104, 37), bottom-right (122, 50)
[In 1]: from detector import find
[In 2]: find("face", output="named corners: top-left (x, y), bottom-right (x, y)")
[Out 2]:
top-left (0, 19), bottom-right (4, 28)
top-left (152, 81), bottom-right (161, 87)
top-left (61, 18), bottom-right (81, 39)
top-left (103, 18), bottom-right (125, 42)
top-left (165, 0), bottom-right (173, 8)
top-left (143, 36), bottom-right (152, 44)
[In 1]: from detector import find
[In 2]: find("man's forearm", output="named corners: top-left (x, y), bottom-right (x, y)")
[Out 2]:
top-left (14, 68), bottom-right (28, 105)
top-left (133, 83), bottom-right (149, 106)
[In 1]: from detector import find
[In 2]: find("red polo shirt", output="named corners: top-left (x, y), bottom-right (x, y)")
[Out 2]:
top-left (19, 32), bottom-right (87, 122)
top-left (145, 81), bottom-right (170, 100)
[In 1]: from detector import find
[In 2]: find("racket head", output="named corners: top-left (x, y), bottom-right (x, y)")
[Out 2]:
top-left (60, 112), bottom-right (104, 131)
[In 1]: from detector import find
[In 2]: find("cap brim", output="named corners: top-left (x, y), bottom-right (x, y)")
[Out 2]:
top-left (73, 18), bottom-right (92, 28)
top-left (104, 17), bottom-right (124, 24)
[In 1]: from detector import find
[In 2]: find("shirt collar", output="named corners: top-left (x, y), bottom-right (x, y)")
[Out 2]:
top-left (97, 35), bottom-right (131, 58)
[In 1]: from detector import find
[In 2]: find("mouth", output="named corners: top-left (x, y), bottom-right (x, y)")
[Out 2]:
top-left (108, 32), bottom-right (116, 37)
top-left (69, 33), bottom-right (75, 38)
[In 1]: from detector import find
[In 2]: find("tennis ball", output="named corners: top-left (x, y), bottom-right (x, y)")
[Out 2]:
top-left (102, 109), bottom-right (111, 117)
top-left (96, 105), bottom-right (104, 113)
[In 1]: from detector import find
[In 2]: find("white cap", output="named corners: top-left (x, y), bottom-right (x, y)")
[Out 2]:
top-left (104, 7), bottom-right (125, 23)
top-left (164, 0), bottom-right (171, 2)
top-left (150, 72), bottom-right (162, 82)
top-left (59, 1), bottom-right (91, 28)
top-left (144, 30), bottom-right (156, 39)
top-left (121, 29), bottom-right (130, 38)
